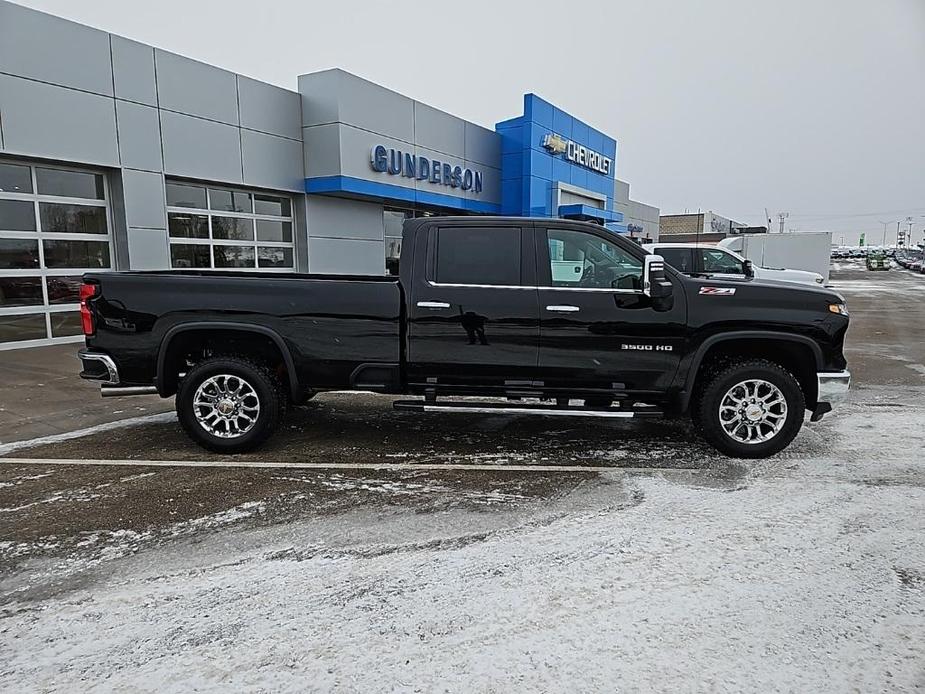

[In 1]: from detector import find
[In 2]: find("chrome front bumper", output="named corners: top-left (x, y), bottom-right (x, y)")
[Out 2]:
top-left (817, 370), bottom-right (850, 405)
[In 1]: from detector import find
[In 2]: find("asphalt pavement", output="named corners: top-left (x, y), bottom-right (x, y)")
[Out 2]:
top-left (0, 343), bottom-right (171, 445)
top-left (1, 259), bottom-right (924, 692)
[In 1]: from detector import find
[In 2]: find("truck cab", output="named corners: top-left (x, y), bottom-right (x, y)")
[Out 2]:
top-left (403, 218), bottom-right (683, 397)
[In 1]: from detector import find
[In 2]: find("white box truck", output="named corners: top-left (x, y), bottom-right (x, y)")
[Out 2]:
top-left (719, 231), bottom-right (833, 284)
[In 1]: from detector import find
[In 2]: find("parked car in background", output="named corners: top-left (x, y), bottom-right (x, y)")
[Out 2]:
top-left (719, 231), bottom-right (832, 284)
top-left (895, 250), bottom-right (924, 272)
top-left (866, 251), bottom-right (890, 271)
top-left (643, 243), bottom-right (825, 285)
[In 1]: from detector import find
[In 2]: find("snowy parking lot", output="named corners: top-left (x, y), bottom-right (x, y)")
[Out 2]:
top-left (2, 260), bottom-right (925, 692)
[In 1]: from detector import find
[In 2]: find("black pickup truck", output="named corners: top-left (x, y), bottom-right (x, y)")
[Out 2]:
top-left (77, 216), bottom-right (850, 458)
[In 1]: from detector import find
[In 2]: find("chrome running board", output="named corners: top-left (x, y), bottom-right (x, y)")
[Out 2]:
top-left (393, 400), bottom-right (661, 418)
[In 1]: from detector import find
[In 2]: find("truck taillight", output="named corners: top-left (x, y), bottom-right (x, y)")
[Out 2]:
top-left (79, 283), bottom-right (98, 336)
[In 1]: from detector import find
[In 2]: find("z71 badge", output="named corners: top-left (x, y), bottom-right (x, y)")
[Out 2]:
top-left (699, 287), bottom-right (736, 295)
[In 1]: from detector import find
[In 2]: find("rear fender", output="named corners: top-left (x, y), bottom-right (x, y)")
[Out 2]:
top-left (156, 322), bottom-right (299, 399)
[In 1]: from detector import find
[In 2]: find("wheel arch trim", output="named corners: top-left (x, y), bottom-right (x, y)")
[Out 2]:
top-left (156, 322), bottom-right (299, 399)
top-left (677, 331), bottom-right (824, 412)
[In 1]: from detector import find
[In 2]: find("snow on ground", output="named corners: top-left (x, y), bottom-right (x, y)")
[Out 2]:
top-left (1, 391), bottom-right (924, 693)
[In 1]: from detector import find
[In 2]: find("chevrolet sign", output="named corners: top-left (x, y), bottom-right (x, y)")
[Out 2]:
top-left (542, 132), bottom-right (612, 176)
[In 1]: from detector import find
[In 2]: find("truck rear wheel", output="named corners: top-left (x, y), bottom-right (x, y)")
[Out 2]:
top-left (176, 356), bottom-right (283, 453)
top-left (692, 358), bottom-right (805, 459)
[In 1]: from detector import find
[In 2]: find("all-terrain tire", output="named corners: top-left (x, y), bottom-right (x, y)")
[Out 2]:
top-left (692, 358), bottom-right (805, 459)
top-left (176, 356), bottom-right (283, 453)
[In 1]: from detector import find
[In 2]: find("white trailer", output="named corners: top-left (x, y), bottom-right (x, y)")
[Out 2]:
top-left (719, 231), bottom-right (833, 284)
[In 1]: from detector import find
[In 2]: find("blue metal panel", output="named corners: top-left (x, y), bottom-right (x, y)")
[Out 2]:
top-left (526, 121), bottom-right (549, 153)
top-left (527, 150), bottom-right (553, 181)
top-left (501, 152), bottom-right (522, 180)
top-left (496, 93), bottom-right (621, 225)
top-left (500, 179), bottom-right (521, 215)
top-left (550, 157), bottom-right (570, 183)
top-left (552, 108), bottom-right (573, 139)
top-left (529, 178), bottom-right (550, 214)
top-left (572, 120), bottom-right (590, 148)
top-left (587, 128), bottom-right (604, 156)
top-left (305, 175), bottom-right (503, 214)
top-left (524, 94), bottom-right (554, 128)
top-left (558, 204), bottom-right (622, 223)
top-left (570, 168), bottom-right (589, 190)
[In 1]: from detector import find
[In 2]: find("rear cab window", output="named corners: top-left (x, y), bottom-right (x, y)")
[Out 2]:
top-left (434, 226), bottom-right (521, 286)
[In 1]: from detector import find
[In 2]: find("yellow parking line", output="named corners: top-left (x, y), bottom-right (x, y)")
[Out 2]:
top-left (0, 457), bottom-right (702, 475)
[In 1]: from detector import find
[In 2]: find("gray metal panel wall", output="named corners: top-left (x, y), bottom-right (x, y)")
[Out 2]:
top-left (302, 123), bottom-right (342, 179)
top-left (415, 102), bottom-right (465, 157)
top-left (160, 110), bottom-right (244, 184)
top-left (238, 76), bottom-right (302, 141)
top-left (298, 68), bottom-right (503, 211)
top-left (306, 195), bottom-right (384, 242)
top-left (0, 1), bottom-right (113, 96)
top-left (0, 73), bottom-right (119, 166)
top-left (298, 69), bottom-right (342, 127)
top-left (154, 50), bottom-right (239, 126)
top-left (0, 0), bottom-right (307, 275)
top-left (241, 130), bottom-right (304, 192)
top-left (127, 228), bottom-right (170, 270)
top-left (309, 237), bottom-right (385, 275)
top-left (301, 70), bottom-right (414, 142)
top-left (121, 169), bottom-right (166, 229)
top-left (111, 36), bottom-right (158, 106)
top-left (116, 100), bottom-right (163, 171)
top-left (464, 122), bottom-right (502, 168)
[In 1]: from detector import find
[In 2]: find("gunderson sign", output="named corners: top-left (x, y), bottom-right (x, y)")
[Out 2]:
top-left (542, 132), bottom-right (612, 176)
top-left (370, 145), bottom-right (483, 193)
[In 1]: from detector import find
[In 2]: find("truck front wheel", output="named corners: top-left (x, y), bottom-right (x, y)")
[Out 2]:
top-left (692, 358), bottom-right (805, 459)
top-left (176, 356), bottom-right (283, 453)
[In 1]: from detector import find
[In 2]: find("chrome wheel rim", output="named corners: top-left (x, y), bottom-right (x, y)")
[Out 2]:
top-left (193, 374), bottom-right (260, 439)
top-left (718, 379), bottom-right (788, 444)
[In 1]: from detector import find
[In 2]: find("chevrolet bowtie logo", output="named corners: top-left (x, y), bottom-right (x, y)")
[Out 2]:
top-left (542, 132), bottom-right (568, 155)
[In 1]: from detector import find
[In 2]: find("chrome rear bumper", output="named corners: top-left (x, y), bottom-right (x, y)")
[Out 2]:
top-left (78, 350), bottom-right (119, 385)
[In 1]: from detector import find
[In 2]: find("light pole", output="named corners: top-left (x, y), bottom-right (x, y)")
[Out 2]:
top-left (877, 220), bottom-right (895, 246)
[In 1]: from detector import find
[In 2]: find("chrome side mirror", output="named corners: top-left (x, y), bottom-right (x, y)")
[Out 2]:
top-left (644, 254), bottom-right (673, 299)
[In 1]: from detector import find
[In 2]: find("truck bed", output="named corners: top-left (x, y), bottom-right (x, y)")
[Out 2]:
top-left (83, 270), bottom-right (403, 390)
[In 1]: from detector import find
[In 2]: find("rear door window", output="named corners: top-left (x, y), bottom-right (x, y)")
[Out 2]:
top-left (656, 247), bottom-right (695, 274)
top-left (435, 227), bottom-right (521, 286)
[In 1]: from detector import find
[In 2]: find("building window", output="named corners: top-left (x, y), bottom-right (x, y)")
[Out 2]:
top-left (384, 208), bottom-right (411, 276)
top-left (383, 206), bottom-right (466, 275)
top-left (0, 160), bottom-right (112, 349)
top-left (166, 182), bottom-right (294, 271)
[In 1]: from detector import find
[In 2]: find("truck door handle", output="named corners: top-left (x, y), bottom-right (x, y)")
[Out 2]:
top-left (417, 301), bottom-right (451, 309)
top-left (545, 305), bottom-right (580, 313)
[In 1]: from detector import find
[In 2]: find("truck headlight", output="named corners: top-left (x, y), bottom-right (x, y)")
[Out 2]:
top-left (828, 303), bottom-right (849, 316)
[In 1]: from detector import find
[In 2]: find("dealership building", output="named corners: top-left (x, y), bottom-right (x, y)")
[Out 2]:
top-left (0, 0), bottom-right (659, 349)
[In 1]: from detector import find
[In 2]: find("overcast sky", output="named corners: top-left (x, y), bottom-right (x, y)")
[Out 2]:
top-left (14, 0), bottom-right (925, 245)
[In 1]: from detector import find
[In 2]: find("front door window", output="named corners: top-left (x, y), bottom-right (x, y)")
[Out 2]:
top-left (546, 228), bottom-right (642, 290)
